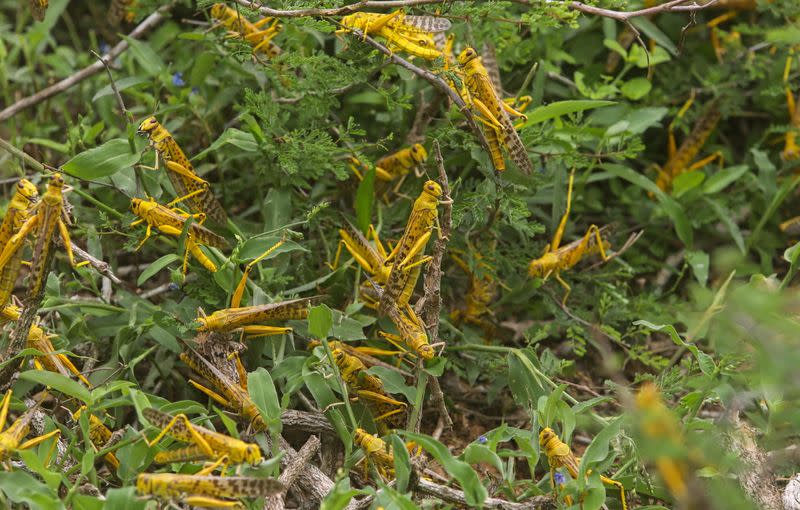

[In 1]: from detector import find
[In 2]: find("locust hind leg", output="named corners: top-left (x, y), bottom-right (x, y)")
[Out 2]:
top-left (550, 169), bottom-right (575, 253)
top-left (0, 389), bottom-right (12, 430)
top-left (600, 474), bottom-right (629, 510)
top-left (18, 429), bottom-right (61, 467)
top-left (241, 326), bottom-right (293, 339)
top-left (145, 413), bottom-right (216, 460)
top-left (188, 379), bottom-right (234, 409)
top-left (182, 496), bottom-right (243, 509)
top-left (164, 161), bottom-right (210, 188)
top-left (230, 239), bottom-right (286, 308)
top-left (554, 272), bottom-right (572, 306)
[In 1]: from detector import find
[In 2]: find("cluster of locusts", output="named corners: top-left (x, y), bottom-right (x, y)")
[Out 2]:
top-left (2, 1), bottom-right (798, 509)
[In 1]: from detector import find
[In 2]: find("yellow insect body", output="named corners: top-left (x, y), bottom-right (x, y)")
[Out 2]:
top-left (539, 427), bottom-right (628, 510)
top-left (378, 180), bottom-right (442, 315)
top-left (0, 304), bottom-right (90, 387)
top-left (137, 117), bottom-right (227, 225)
top-left (380, 304), bottom-right (434, 360)
top-left (528, 171), bottom-right (611, 304)
top-left (143, 407), bottom-right (261, 469)
top-left (180, 347), bottom-right (268, 432)
top-left (450, 251), bottom-right (498, 337)
top-left (195, 296), bottom-right (314, 338)
top-left (0, 390), bottom-right (60, 465)
top-left (29, 0), bottom-right (48, 21)
top-left (457, 47), bottom-right (533, 174)
top-left (783, 54), bottom-right (800, 161)
top-left (136, 473), bottom-right (283, 508)
top-left (329, 221), bottom-right (395, 308)
top-left (338, 10), bottom-right (448, 60)
top-left (210, 3), bottom-right (282, 58)
top-left (72, 407), bottom-right (120, 469)
top-left (655, 97), bottom-right (722, 193)
top-left (0, 179), bottom-right (39, 306)
top-left (354, 428), bottom-right (396, 479)
top-left (329, 347), bottom-right (407, 429)
top-left (130, 197), bottom-right (228, 274)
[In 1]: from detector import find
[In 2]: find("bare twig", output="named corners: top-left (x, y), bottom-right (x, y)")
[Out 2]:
top-left (416, 478), bottom-right (554, 509)
top-left (70, 244), bottom-right (123, 287)
top-left (90, 50), bottom-right (132, 123)
top-left (0, 5), bottom-right (171, 122)
top-left (725, 410), bottom-right (783, 510)
top-left (265, 435), bottom-right (321, 510)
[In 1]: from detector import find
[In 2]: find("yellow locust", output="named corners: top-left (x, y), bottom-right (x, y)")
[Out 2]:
top-left (0, 390), bottom-right (60, 466)
top-left (528, 170), bottom-right (611, 305)
top-left (449, 249), bottom-right (498, 338)
top-left (329, 219), bottom-right (392, 308)
top-left (0, 304), bottom-right (90, 387)
top-left (349, 143), bottom-right (429, 195)
top-left (143, 407), bottom-right (261, 472)
top-left (457, 47), bottom-right (533, 174)
top-left (539, 427), bottom-right (628, 510)
top-left (180, 346), bottom-right (269, 433)
top-left (0, 179), bottom-right (39, 307)
top-left (210, 3), bottom-right (282, 59)
top-left (379, 301), bottom-right (434, 361)
top-left (480, 43), bottom-right (533, 129)
top-left (654, 94), bottom-right (722, 193)
top-left (354, 428), bottom-right (396, 480)
top-left (72, 407), bottom-right (120, 470)
top-left (326, 345), bottom-right (407, 430)
top-left (136, 473), bottom-right (283, 509)
top-left (130, 196), bottom-right (229, 274)
top-left (137, 117), bottom-right (227, 225)
top-left (108, 0), bottom-right (136, 26)
top-left (338, 9), bottom-right (449, 61)
top-left (195, 296), bottom-right (316, 339)
top-left (783, 51), bottom-right (800, 161)
top-left (377, 180), bottom-right (443, 316)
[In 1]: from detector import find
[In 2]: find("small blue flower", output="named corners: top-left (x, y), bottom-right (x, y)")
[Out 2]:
top-left (172, 72), bottom-right (185, 87)
top-left (553, 472), bottom-right (566, 485)
top-left (191, 87), bottom-right (200, 95)
top-left (99, 42), bottom-right (111, 55)
top-left (477, 435), bottom-right (487, 444)
top-left (168, 282), bottom-right (180, 292)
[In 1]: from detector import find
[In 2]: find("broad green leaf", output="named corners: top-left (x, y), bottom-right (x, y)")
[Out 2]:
top-left (103, 487), bottom-right (146, 510)
top-left (631, 16), bottom-right (678, 55)
top-left (702, 165), bottom-right (748, 194)
top-left (136, 254), bottom-right (181, 286)
top-left (620, 78), bottom-right (652, 100)
top-left (400, 431), bottom-right (487, 507)
top-left (238, 237), bottom-right (308, 261)
top-left (672, 171), bottom-right (705, 198)
top-left (20, 370), bottom-right (92, 404)
top-left (464, 443), bottom-right (504, 475)
top-left (120, 36), bottom-right (165, 76)
top-left (0, 470), bottom-right (65, 510)
top-left (577, 418), bottom-right (623, 482)
top-left (368, 366), bottom-right (416, 402)
top-left (62, 139), bottom-right (140, 179)
top-left (520, 100), bottom-right (616, 127)
top-left (685, 250), bottom-right (709, 287)
top-left (635, 321), bottom-right (716, 376)
top-left (194, 128), bottom-right (259, 160)
top-left (319, 478), bottom-right (368, 510)
top-left (373, 482), bottom-right (417, 509)
top-left (248, 368), bottom-right (282, 433)
top-left (389, 434), bottom-right (412, 493)
top-left (355, 168), bottom-right (376, 234)
top-left (601, 163), bottom-right (693, 247)
top-left (92, 76), bottom-right (149, 102)
top-left (308, 304), bottom-right (333, 339)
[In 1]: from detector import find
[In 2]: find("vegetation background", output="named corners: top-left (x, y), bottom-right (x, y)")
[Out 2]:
top-left (0, 0), bottom-right (799, 508)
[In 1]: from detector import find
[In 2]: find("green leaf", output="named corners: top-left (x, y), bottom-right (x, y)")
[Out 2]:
top-left (620, 78), bottom-right (652, 100)
top-left (92, 76), bottom-right (149, 102)
top-left (672, 171), bottom-right (705, 197)
top-left (601, 163), bottom-right (693, 247)
top-left (373, 482), bottom-right (417, 509)
top-left (308, 304), bottom-right (333, 339)
top-left (103, 487), bottom-right (146, 510)
top-left (194, 128), bottom-right (259, 160)
top-left (120, 36), bottom-right (165, 76)
top-left (464, 443), bottom-right (504, 475)
top-left (320, 478), bottom-right (368, 510)
top-left (0, 471), bottom-right (65, 510)
top-left (137, 254), bottom-right (181, 286)
top-left (62, 139), bottom-right (140, 179)
top-left (355, 168), bottom-right (376, 234)
top-left (577, 418), bottom-right (623, 482)
top-left (248, 368), bottom-right (282, 433)
top-left (631, 16), bottom-right (677, 55)
top-left (367, 366), bottom-right (416, 402)
top-left (520, 100), bottom-right (616, 127)
top-left (635, 321), bottom-right (716, 376)
top-left (702, 165), bottom-right (748, 194)
top-left (389, 434), bottom-right (412, 493)
top-left (20, 370), bottom-right (92, 405)
top-left (685, 250), bottom-right (709, 287)
top-left (400, 431), bottom-right (487, 507)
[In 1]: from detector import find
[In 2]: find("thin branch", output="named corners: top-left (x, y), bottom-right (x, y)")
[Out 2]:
top-left (416, 478), bottom-right (554, 509)
top-left (71, 244), bottom-right (124, 287)
top-left (238, 0), bottom-right (718, 20)
top-left (0, 5), bottom-right (171, 122)
top-left (90, 50), bottom-right (132, 123)
top-left (265, 435), bottom-right (321, 510)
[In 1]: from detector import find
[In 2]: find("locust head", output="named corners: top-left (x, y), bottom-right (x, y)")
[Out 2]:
top-left (539, 427), bottom-right (556, 449)
top-left (137, 116), bottom-right (160, 137)
top-left (15, 179), bottom-right (39, 204)
top-left (337, 13), bottom-right (366, 34)
top-left (244, 443), bottom-right (263, 464)
top-left (528, 252), bottom-right (559, 279)
top-left (416, 343), bottom-right (435, 361)
top-left (422, 180), bottom-right (442, 199)
top-left (410, 144), bottom-right (428, 164)
top-left (457, 47), bottom-right (479, 66)
top-left (210, 3), bottom-right (227, 20)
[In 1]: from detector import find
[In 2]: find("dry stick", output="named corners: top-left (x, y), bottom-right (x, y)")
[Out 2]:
top-left (90, 50), bottom-right (132, 124)
top-left (0, 5), bottom-right (171, 122)
top-left (417, 478), bottom-right (554, 510)
top-left (265, 435), bottom-right (321, 510)
top-left (238, 0), bottom-right (717, 21)
top-left (414, 140), bottom-right (453, 431)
